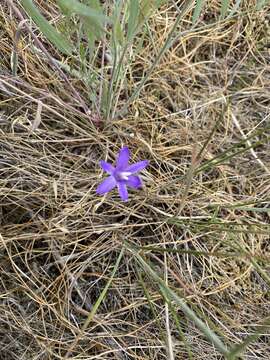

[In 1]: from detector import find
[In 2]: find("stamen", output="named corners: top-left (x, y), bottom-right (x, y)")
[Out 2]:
top-left (119, 171), bottom-right (131, 180)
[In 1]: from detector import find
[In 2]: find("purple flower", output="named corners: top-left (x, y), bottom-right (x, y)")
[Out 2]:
top-left (97, 147), bottom-right (149, 201)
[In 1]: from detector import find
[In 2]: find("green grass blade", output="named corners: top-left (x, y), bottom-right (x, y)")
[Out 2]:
top-left (167, 217), bottom-right (270, 236)
top-left (57, 0), bottom-right (108, 23)
top-left (57, 0), bottom-right (109, 54)
top-left (82, 247), bottom-right (125, 330)
top-left (228, 0), bottom-right (242, 17)
top-left (127, 243), bottom-right (230, 357)
top-left (116, 0), bottom-right (194, 119)
top-left (220, 0), bottom-right (230, 19)
top-left (137, 245), bottom-right (240, 259)
top-left (256, 0), bottom-right (267, 10)
top-left (64, 247), bottom-right (125, 357)
top-left (137, 271), bottom-right (167, 343)
top-left (196, 112), bottom-right (225, 161)
top-left (21, 0), bottom-right (73, 55)
top-left (227, 317), bottom-right (270, 360)
top-left (196, 129), bottom-right (268, 173)
top-left (139, 0), bottom-right (159, 24)
top-left (249, 258), bottom-right (270, 288)
top-left (195, 120), bottom-right (270, 173)
top-left (160, 287), bottom-right (194, 359)
top-left (227, 206), bottom-right (270, 213)
top-left (192, 0), bottom-right (205, 24)
top-left (127, 0), bottom-right (140, 41)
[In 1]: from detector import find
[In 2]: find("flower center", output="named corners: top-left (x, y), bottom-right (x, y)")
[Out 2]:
top-left (116, 171), bottom-right (131, 181)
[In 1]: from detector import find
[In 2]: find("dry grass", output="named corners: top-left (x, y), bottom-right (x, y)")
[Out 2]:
top-left (0, 1), bottom-right (270, 359)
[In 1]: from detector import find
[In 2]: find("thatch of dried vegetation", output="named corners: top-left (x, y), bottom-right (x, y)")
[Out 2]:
top-left (0, 1), bottom-right (270, 359)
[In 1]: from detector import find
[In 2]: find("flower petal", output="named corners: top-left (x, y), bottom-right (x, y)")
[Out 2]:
top-left (126, 160), bottom-right (149, 173)
top-left (116, 147), bottom-right (130, 170)
top-left (100, 160), bottom-right (115, 174)
top-left (117, 182), bottom-right (129, 201)
top-left (127, 175), bottom-right (142, 189)
top-left (96, 176), bottom-right (116, 195)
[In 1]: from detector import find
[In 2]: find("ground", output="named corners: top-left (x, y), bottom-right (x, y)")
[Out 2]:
top-left (0, 1), bottom-right (270, 359)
